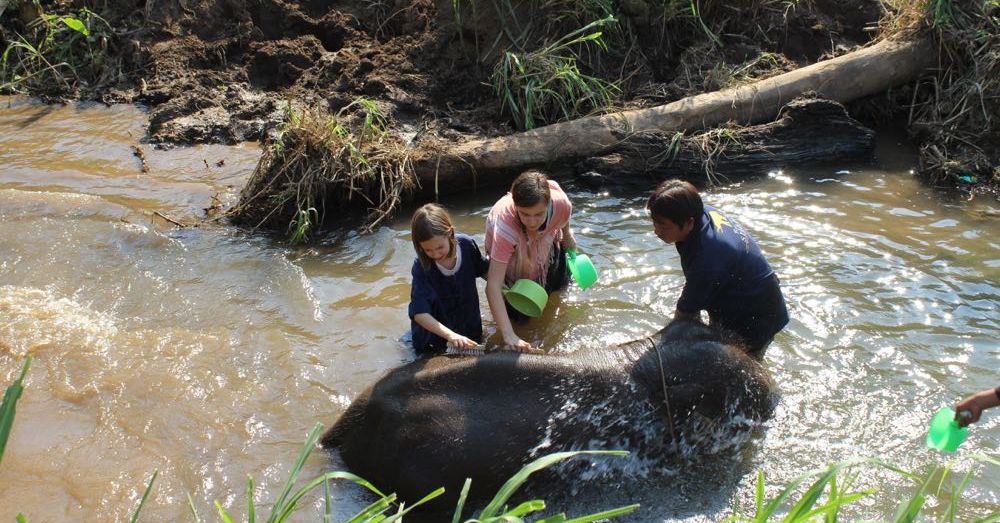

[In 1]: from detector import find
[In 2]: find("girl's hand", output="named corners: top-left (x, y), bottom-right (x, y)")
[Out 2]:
top-left (447, 334), bottom-right (478, 349)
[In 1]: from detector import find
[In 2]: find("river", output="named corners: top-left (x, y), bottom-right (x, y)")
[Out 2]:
top-left (0, 97), bottom-right (997, 521)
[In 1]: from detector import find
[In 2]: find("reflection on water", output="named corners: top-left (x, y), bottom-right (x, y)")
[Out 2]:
top-left (1, 97), bottom-right (997, 521)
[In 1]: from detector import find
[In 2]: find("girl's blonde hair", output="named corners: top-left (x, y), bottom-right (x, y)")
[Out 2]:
top-left (411, 203), bottom-right (457, 271)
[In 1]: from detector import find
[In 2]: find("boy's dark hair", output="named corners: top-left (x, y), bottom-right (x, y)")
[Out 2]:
top-left (646, 179), bottom-right (703, 227)
top-left (510, 170), bottom-right (551, 208)
top-left (411, 203), bottom-right (456, 271)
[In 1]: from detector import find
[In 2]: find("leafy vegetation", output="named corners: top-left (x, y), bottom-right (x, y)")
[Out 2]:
top-left (726, 456), bottom-right (1000, 523)
top-left (1, 6), bottom-right (113, 96)
top-left (0, 355), bottom-right (31, 466)
top-left (229, 97), bottom-right (414, 240)
top-left (491, 16), bottom-right (619, 130)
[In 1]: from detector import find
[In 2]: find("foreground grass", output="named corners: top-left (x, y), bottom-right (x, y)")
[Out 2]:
top-left (2, 357), bottom-right (998, 521)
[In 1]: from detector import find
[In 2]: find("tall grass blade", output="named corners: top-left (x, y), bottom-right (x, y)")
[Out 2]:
top-left (266, 423), bottom-right (324, 523)
top-left (215, 500), bottom-right (236, 523)
top-left (478, 450), bottom-right (627, 518)
top-left (382, 487), bottom-right (445, 522)
top-left (346, 493), bottom-right (396, 523)
top-left (891, 465), bottom-right (936, 523)
top-left (277, 470), bottom-right (391, 523)
top-left (780, 465), bottom-right (840, 521)
top-left (452, 478), bottom-right (472, 523)
top-left (561, 504), bottom-right (641, 522)
top-left (0, 356), bottom-right (32, 467)
top-left (187, 494), bottom-right (202, 523)
top-left (324, 476), bottom-right (333, 523)
top-left (129, 469), bottom-right (158, 523)
top-left (247, 475), bottom-right (256, 523)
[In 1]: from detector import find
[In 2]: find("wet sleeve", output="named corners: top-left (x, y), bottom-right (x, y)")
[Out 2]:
top-left (675, 268), bottom-right (725, 314)
top-left (408, 261), bottom-right (436, 319)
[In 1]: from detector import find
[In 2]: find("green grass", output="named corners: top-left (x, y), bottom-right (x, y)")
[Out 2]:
top-left (0, 355), bottom-right (31, 467)
top-left (491, 15), bottom-right (619, 130)
top-left (230, 97), bottom-right (414, 240)
top-left (192, 423), bottom-right (637, 523)
top-left (726, 456), bottom-right (1000, 523)
top-left (0, 7), bottom-right (113, 95)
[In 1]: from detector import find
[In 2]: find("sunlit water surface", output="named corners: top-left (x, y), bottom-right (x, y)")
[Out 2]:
top-left (0, 97), bottom-right (997, 521)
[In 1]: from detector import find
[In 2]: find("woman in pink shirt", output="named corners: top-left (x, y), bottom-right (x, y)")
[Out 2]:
top-left (484, 170), bottom-right (577, 352)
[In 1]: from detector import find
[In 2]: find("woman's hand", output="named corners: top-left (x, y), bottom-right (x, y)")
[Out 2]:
top-left (447, 334), bottom-right (479, 349)
top-left (502, 335), bottom-right (541, 353)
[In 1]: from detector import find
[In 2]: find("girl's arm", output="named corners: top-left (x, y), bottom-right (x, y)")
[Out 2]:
top-left (486, 259), bottom-right (533, 352)
top-left (412, 313), bottom-right (478, 349)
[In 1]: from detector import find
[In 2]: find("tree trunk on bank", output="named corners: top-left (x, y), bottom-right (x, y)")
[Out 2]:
top-left (412, 36), bottom-right (937, 195)
top-left (575, 96), bottom-right (876, 188)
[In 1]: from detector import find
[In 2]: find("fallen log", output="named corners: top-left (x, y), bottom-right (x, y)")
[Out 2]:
top-left (575, 96), bottom-right (876, 187)
top-left (413, 36), bottom-right (937, 193)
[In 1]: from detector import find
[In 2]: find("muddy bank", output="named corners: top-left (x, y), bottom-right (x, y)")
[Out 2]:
top-left (2, 0), bottom-right (997, 228)
top-left (1, 0), bottom-right (877, 144)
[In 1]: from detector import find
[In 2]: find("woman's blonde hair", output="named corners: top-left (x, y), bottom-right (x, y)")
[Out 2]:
top-left (411, 203), bottom-right (457, 271)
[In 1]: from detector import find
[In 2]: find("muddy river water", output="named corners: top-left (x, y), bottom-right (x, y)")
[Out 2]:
top-left (0, 97), bottom-right (997, 521)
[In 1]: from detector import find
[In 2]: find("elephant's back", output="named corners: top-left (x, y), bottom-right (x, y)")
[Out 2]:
top-left (321, 352), bottom-right (616, 502)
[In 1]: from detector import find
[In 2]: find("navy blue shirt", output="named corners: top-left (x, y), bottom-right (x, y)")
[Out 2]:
top-left (675, 204), bottom-right (788, 348)
top-left (409, 233), bottom-right (490, 353)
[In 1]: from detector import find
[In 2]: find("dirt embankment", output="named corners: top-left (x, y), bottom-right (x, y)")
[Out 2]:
top-left (2, 0), bottom-right (880, 144)
top-left (3, 0), bottom-right (997, 217)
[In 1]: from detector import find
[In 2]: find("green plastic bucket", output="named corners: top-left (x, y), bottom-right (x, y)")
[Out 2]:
top-left (926, 407), bottom-right (969, 452)
top-left (502, 279), bottom-right (547, 317)
top-left (567, 249), bottom-right (598, 290)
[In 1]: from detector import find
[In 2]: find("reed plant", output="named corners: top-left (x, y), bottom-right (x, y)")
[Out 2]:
top-left (725, 456), bottom-right (1000, 522)
top-left (189, 423), bottom-right (638, 522)
top-left (229, 97), bottom-right (414, 241)
top-left (491, 15), bottom-right (619, 130)
top-left (0, 6), bottom-right (112, 96)
top-left (0, 355), bottom-right (31, 467)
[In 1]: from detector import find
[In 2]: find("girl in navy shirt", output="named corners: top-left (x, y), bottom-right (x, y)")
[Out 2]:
top-left (409, 203), bottom-right (490, 355)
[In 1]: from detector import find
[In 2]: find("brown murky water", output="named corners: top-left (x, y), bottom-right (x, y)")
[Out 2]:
top-left (1, 97), bottom-right (997, 521)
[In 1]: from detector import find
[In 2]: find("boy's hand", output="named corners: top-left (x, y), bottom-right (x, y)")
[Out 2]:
top-left (447, 334), bottom-right (479, 350)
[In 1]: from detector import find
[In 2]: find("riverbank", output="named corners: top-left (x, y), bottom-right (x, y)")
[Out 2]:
top-left (2, 0), bottom-right (997, 232)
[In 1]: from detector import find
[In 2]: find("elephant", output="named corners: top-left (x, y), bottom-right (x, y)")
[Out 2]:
top-left (321, 320), bottom-right (776, 510)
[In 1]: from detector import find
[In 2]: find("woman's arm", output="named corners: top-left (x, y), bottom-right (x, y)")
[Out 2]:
top-left (413, 313), bottom-right (477, 349)
top-left (486, 259), bottom-right (533, 352)
top-left (561, 221), bottom-right (577, 251)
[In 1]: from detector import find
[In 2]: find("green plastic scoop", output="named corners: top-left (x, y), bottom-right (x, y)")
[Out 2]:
top-left (567, 248), bottom-right (598, 290)
top-left (926, 407), bottom-right (969, 452)
top-left (502, 279), bottom-right (548, 317)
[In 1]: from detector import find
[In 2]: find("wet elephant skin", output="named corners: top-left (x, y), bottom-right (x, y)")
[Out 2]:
top-left (321, 320), bottom-right (776, 509)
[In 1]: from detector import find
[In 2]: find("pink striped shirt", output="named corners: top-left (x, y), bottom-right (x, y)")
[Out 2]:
top-left (484, 180), bottom-right (572, 287)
